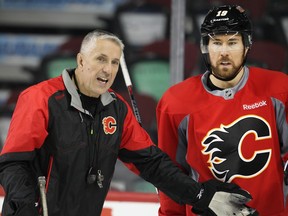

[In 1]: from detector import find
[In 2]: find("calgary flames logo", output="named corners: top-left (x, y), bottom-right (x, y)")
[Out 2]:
top-left (202, 115), bottom-right (272, 182)
top-left (102, 116), bottom-right (117, 134)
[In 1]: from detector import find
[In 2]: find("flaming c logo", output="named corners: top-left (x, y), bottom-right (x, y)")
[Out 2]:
top-left (102, 116), bottom-right (117, 134)
top-left (202, 115), bottom-right (272, 182)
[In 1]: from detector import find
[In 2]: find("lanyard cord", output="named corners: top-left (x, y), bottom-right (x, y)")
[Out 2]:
top-left (73, 72), bottom-right (103, 187)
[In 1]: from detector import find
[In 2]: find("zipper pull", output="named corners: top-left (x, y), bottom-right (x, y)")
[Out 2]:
top-left (97, 170), bottom-right (104, 188)
top-left (90, 122), bottom-right (94, 135)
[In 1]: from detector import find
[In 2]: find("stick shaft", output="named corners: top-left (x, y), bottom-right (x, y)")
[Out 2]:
top-left (120, 54), bottom-right (132, 87)
top-left (38, 176), bottom-right (48, 216)
top-left (120, 54), bottom-right (142, 125)
top-left (120, 53), bottom-right (159, 196)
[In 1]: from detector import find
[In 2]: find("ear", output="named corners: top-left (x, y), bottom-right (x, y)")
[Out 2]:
top-left (77, 53), bottom-right (84, 68)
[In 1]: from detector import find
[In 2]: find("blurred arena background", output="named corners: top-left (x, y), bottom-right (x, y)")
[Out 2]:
top-left (0, 0), bottom-right (288, 215)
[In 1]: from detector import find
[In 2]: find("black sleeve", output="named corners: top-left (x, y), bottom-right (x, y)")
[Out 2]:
top-left (118, 145), bottom-right (201, 205)
top-left (0, 161), bottom-right (38, 215)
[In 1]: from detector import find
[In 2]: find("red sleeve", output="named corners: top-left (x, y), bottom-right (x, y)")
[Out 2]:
top-left (120, 99), bottom-right (154, 150)
top-left (1, 86), bottom-right (49, 156)
top-left (156, 100), bottom-right (180, 160)
top-left (119, 99), bottom-right (155, 175)
top-left (158, 191), bottom-right (187, 216)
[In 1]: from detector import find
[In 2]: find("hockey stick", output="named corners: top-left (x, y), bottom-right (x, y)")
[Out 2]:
top-left (120, 53), bottom-right (159, 196)
top-left (120, 53), bottom-right (142, 126)
top-left (38, 176), bottom-right (48, 216)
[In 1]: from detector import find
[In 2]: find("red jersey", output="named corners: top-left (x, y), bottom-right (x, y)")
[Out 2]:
top-left (157, 67), bottom-right (288, 216)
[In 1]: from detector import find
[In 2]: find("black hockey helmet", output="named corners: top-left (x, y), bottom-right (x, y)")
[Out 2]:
top-left (201, 5), bottom-right (252, 48)
top-left (200, 5), bottom-right (252, 72)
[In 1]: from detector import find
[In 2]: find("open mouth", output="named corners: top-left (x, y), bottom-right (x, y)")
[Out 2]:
top-left (220, 61), bottom-right (231, 66)
top-left (97, 77), bottom-right (108, 83)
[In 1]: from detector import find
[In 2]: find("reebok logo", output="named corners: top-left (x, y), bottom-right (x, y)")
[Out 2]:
top-left (243, 100), bottom-right (267, 110)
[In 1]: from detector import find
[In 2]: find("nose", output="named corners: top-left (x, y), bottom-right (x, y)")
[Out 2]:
top-left (219, 44), bottom-right (230, 56)
top-left (102, 63), bottom-right (112, 74)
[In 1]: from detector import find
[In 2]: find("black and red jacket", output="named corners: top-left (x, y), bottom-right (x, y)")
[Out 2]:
top-left (0, 69), bottom-right (199, 216)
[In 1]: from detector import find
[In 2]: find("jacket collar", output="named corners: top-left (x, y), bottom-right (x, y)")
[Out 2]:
top-left (62, 69), bottom-right (115, 114)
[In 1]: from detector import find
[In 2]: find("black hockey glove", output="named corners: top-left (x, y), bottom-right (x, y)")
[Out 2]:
top-left (191, 179), bottom-right (258, 216)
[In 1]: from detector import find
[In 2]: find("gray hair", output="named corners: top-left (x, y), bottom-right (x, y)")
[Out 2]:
top-left (80, 30), bottom-right (124, 54)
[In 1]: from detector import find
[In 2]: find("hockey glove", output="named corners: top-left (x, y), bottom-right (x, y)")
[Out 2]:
top-left (191, 179), bottom-right (258, 216)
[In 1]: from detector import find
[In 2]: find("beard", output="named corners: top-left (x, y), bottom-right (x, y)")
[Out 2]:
top-left (210, 58), bottom-right (242, 81)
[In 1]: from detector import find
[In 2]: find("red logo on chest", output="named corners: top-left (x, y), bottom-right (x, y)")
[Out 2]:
top-left (102, 116), bottom-right (117, 134)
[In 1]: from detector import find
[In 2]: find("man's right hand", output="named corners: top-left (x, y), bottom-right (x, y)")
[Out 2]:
top-left (191, 179), bottom-right (258, 216)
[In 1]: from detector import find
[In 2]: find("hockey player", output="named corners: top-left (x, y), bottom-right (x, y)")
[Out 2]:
top-left (157, 5), bottom-right (288, 216)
